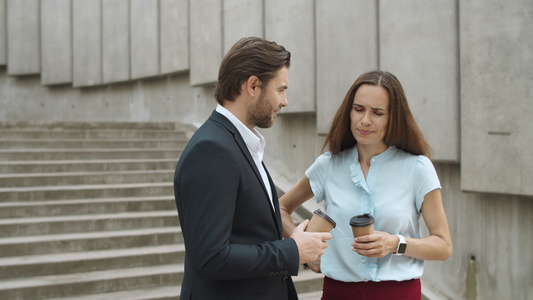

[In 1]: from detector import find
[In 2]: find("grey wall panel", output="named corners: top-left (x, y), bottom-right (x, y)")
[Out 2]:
top-left (422, 163), bottom-right (533, 300)
top-left (380, 0), bottom-right (459, 162)
top-left (460, 0), bottom-right (533, 196)
top-left (7, 0), bottom-right (40, 75)
top-left (223, 0), bottom-right (263, 54)
top-left (190, 0), bottom-right (222, 86)
top-left (73, 0), bottom-right (102, 87)
top-left (316, 0), bottom-right (378, 134)
top-left (102, 0), bottom-right (130, 84)
top-left (0, 71), bottom-right (195, 123)
top-left (265, 0), bottom-right (314, 113)
top-left (191, 85), bottom-right (217, 125)
top-left (160, 0), bottom-right (189, 74)
top-left (130, 0), bottom-right (159, 79)
top-left (41, 0), bottom-right (72, 85)
top-left (0, 0), bottom-right (6, 65)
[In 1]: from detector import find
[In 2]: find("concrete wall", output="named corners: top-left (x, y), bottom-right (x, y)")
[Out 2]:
top-left (379, 0), bottom-right (460, 162)
top-left (6, 0), bottom-right (40, 75)
top-left (315, 0), bottom-right (378, 134)
top-left (41, 0), bottom-right (72, 85)
top-left (0, 1), bottom-right (532, 299)
top-left (421, 163), bottom-right (533, 300)
top-left (460, 0), bottom-right (533, 196)
top-left (0, 0), bottom-right (6, 65)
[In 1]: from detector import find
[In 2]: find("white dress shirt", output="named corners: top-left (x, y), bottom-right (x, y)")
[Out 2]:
top-left (216, 105), bottom-right (274, 210)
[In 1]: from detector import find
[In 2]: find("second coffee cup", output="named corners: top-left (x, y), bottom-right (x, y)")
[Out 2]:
top-left (306, 209), bottom-right (336, 232)
top-left (350, 213), bottom-right (375, 238)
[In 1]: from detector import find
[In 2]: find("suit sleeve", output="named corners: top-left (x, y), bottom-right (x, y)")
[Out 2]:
top-left (174, 138), bottom-right (299, 280)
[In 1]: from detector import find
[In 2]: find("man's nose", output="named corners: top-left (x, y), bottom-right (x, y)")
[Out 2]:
top-left (281, 97), bottom-right (288, 107)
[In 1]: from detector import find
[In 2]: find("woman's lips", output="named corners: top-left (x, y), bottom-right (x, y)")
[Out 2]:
top-left (358, 129), bottom-right (372, 135)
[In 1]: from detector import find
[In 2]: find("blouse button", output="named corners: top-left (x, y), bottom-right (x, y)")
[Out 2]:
top-left (361, 259), bottom-right (366, 263)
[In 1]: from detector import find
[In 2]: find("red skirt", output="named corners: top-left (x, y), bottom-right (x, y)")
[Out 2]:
top-left (321, 276), bottom-right (421, 300)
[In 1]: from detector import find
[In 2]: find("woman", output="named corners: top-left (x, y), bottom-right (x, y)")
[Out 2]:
top-left (280, 70), bottom-right (452, 299)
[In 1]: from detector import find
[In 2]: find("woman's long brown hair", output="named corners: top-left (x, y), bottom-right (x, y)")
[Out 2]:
top-left (323, 70), bottom-right (432, 158)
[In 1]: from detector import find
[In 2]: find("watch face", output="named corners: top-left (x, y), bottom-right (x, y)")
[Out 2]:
top-left (398, 243), bottom-right (407, 254)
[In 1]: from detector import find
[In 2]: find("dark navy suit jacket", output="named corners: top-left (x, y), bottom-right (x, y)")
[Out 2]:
top-left (174, 110), bottom-right (300, 299)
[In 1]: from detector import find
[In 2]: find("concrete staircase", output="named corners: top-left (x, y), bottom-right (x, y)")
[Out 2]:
top-left (0, 122), bottom-right (323, 300)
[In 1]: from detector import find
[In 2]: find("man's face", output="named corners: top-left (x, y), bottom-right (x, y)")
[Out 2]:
top-left (247, 67), bottom-right (289, 128)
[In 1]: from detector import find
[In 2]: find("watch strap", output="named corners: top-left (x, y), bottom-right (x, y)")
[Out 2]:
top-left (394, 234), bottom-right (407, 255)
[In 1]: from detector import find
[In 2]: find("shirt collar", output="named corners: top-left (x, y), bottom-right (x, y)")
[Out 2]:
top-left (216, 104), bottom-right (266, 154)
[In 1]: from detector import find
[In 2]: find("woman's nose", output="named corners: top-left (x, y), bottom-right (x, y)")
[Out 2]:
top-left (360, 112), bottom-right (370, 125)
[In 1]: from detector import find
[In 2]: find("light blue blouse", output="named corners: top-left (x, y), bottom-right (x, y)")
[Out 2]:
top-left (305, 146), bottom-right (441, 282)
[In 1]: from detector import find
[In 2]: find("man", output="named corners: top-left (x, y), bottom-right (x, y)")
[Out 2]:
top-left (174, 37), bottom-right (331, 299)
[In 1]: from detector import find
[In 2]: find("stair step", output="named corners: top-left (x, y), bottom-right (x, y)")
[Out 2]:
top-left (298, 290), bottom-right (323, 300)
top-left (0, 211), bottom-right (179, 237)
top-left (0, 244), bottom-right (185, 279)
top-left (0, 121), bottom-right (184, 131)
top-left (0, 148), bottom-right (182, 161)
top-left (0, 158), bottom-right (178, 173)
top-left (0, 129), bottom-right (186, 139)
top-left (0, 263), bottom-right (184, 300)
top-left (0, 195), bottom-right (176, 218)
top-left (0, 170), bottom-right (175, 187)
top-left (293, 270), bottom-right (325, 294)
top-left (43, 286), bottom-right (180, 300)
top-left (0, 139), bottom-right (188, 149)
top-left (40, 274), bottom-right (324, 300)
top-left (0, 227), bottom-right (182, 257)
top-left (0, 122), bottom-right (323, 298)
top-left (0, 182), bottom-right (174, 201)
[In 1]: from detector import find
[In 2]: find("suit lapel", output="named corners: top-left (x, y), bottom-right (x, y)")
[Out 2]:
top-left (264, 164), bottom-right (283, 238)
top-left (210, 112), bottom-right (268, 194)
top-left (209, 112), bottom-right (280, 232)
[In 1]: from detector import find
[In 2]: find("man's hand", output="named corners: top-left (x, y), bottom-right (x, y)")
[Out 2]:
top-left (307, 257), bottom-right (321, 273)
top-left (290, 219), bottom-right (332, 264)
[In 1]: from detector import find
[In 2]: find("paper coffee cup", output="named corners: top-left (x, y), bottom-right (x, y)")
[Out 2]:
top-left (305, 209), bottom-right (336, 232)
top-left (350, 214), bottom-right (374, 238)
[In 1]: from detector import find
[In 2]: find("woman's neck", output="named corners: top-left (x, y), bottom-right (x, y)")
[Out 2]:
top-left (357, 143), bottom-right (388, 167)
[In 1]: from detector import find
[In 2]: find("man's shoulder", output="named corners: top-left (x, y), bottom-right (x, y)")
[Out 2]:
top-left (190, 117), bottom-right (233, 144)
top-left (182, 119), bottom-right (239, 156)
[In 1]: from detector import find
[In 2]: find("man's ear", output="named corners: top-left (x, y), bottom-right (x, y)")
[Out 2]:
top-left (245, 75), bottom-right (260, 97)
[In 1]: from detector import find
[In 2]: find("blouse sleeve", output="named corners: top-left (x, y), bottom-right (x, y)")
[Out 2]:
top-left (414, 155), bottom-right (442, 212)
top-left (305, 152), bottom-right (332, 203)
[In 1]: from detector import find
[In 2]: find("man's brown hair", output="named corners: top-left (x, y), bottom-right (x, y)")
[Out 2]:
top-left (214, 37), bottom-right (291, 105)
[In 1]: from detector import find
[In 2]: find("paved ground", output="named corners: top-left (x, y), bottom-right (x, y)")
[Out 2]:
top-left (299, 290), bottom-right (323, 300)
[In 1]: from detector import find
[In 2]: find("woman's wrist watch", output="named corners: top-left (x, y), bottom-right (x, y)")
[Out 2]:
top-left (394, 234), bottom-right (407, 255)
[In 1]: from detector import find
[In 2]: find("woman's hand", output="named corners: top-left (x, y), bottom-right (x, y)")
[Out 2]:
top-left (351, 190), bottom-right (453, 261)
top-left (351, 231), bottom-right (398, 258)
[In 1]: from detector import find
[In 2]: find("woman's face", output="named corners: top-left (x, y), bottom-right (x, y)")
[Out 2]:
top-left (350, 84), bottom-right (390, 149)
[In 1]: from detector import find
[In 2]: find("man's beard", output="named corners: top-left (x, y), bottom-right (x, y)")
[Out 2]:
top-left (247, 89), bottom-right (276, 129)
